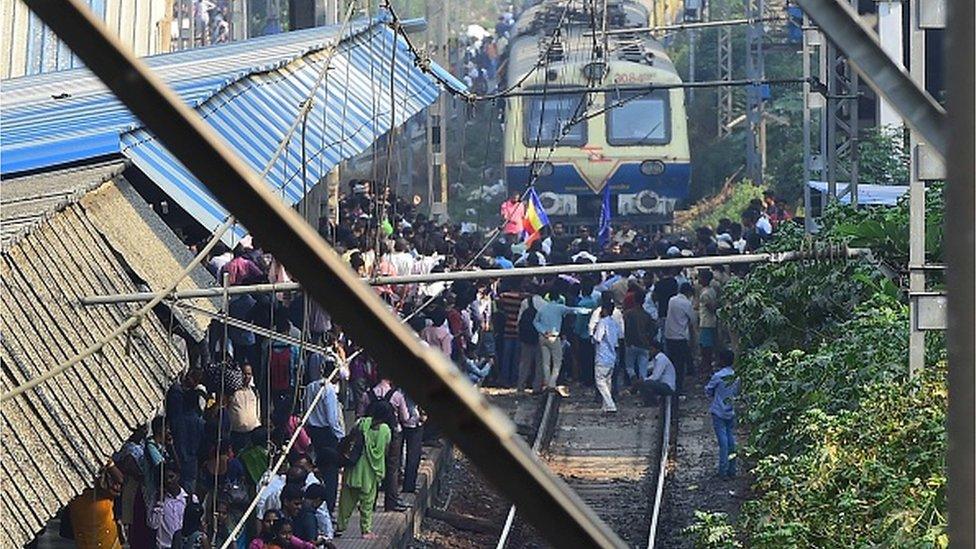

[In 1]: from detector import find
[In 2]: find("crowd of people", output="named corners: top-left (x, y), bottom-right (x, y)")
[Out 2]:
top-left (460, 7), bottom-right (516, 94)
top-left (62, 177), bottom-right (792, 547)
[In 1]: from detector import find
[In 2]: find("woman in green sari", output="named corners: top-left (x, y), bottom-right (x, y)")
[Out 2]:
top-left (335, 405), bottom-right (392, 539)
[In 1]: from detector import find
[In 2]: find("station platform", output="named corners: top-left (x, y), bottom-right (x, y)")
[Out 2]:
top-left (332, 438), bottom-right (453, 548)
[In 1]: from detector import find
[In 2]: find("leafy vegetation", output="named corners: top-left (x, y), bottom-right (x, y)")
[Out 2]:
top-left (702, 186), bottom-right (948, 547)
top-left (826, 183), bottom-right (945, 269)
top-left (675, 182), bottom-right (765, 232)
top-left (685, 511), bottom-right (742, 548)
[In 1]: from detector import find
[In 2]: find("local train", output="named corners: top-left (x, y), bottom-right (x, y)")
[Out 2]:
top-left (503, 0), bottom-right (691, 227)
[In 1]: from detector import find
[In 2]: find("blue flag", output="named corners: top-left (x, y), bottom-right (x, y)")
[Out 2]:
top-left (598, 184), bottom-right (611, 248)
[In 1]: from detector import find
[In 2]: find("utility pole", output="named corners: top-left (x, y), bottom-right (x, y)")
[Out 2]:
top-left (688, 29), bottom-right (696, 104)
top-left (716, 0), bottom-right (733, 137)
top-left (801, 14), bottom-right (825, 232)
top-left (907, 0), bottom-right (947, 377)
top-left (426, 0), bottom-right (450, 220)
top-left (824, 38), bottom-right (859, 205)
top-left (744, 0), bottom-right (765, 185)
top-left (876, 0), bottom-right (904, 129)
top-left (802, 0), bottom-right (859, 219)
top-left (324, 0), bottom-right (341, 234)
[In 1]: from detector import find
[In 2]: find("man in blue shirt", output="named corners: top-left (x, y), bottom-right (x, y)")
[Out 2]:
top-left (304, 375), bottom-right (344, 513)
top-left (592, 296), bottom-right (622, 413)
top-left (532, 292), bottom-right (592, 393)
top-left (705, 349), bottom-right (740, 478)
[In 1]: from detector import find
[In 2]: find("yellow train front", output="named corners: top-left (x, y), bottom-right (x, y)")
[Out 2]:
top-left (503, 2), bottom-right (690, 228)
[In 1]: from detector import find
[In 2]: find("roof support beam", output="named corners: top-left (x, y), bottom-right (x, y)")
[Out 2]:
top-left (19, 0), bottom-right (624, 546)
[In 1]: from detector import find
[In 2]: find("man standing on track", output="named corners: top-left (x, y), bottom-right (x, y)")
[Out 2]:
top-left (532, 288), bottom-right (592, 394)
top-left (664, 282), bottom-right (696, 394)
top-left (697, 269), bottom-right (719, 373)
top-left (592, 295), bottom-right (623, 413)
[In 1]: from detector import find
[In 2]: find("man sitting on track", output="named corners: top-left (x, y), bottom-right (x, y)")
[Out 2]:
top-left (638, 339), bottom-right (676, 406)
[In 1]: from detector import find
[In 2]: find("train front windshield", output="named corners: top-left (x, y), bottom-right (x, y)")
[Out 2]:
top-left (606, 90), bottom-right (671, 145)
top-left (525, 93), bottom-right (588, 147)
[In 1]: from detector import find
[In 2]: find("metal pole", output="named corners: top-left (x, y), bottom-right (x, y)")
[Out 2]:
top-left (177, 301), bottom-right (335, 356)
top-left (80, 248), bottom-right (872, 304)
top-left (825, 39), bottom-right (839, 201)
top-left (907, 0), bottom-right (926, 377)
top-left (945, 0), bottom-right (975, 542)
top-left (688, 28), bottom-right (696, 104)
top-left (716, 0), bottom-right (733, 138)
top-left (20, 1), bottom-right (625, 546)
top-left (744, 0), bottom-right (764, 185)
top-left (802, 15), bottom-right (814, 232)
top-left (437, 0), bottom-right (450, 210)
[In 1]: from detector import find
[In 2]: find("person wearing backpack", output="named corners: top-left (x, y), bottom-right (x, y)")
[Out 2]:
top-left (357, 378), bottom-right (411, 512)
top-left (515, 287), bottom-right (542, 393)
top-left (262, 315), bottom-right (301, 404)
top-left (335, 405), bottom-right (393, 539)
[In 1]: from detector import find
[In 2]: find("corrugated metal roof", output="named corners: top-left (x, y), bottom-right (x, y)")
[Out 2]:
top-left (0, 162), bottom-right (222, 545)
top-left (1, 200), bottom-right (185, 546)
top-left (121, 22), bottom-right (443, 241)
top-left (0, 160), bottom-right (126, 246)
top-left (0, 18), bottom-right (374, 175)
top-left (80, 178), bottom-right (218, 339)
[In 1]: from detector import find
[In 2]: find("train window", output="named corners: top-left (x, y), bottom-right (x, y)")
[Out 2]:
top-left (524, 93), bottom-right (588, 147)
top-left (605, 90), bottom-right (671, 146)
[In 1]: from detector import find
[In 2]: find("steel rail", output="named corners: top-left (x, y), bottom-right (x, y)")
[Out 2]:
top-left (795, 0), bottom-right (946, 157)
top-left (79, 247), bottom-right (870, 304)
top-left (646, 396), bottom-right (673, 549)
top-left (20, 0), bottom-right (625, 546)
top-left (497, 381), bottom-right (561, 548)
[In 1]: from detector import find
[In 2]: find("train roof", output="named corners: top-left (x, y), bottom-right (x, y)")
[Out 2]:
top-left (505, 0), bottom-right (678, 86)
top-left (512, 0), bottom-right (649, 37)
top-left (506, 27), bottom-right (677, 85)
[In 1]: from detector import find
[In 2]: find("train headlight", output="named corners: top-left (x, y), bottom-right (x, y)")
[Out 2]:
top-left (640, 160), bottom-right (666, 176)
top-left (531, 161), bottom-right (555, 177)
top-left (637, 190), bottom-right (660, 213)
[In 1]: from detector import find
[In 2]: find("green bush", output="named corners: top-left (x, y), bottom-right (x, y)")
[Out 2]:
top-left (742, 364), bottom-right (947, 548)
top-left (714, 186), bottom-right (947, 548)
top-left (685, 511), bottom-right (743, 548)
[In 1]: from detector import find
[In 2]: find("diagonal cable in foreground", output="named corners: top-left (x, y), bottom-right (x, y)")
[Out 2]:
top-left (17, 0), bottom-right (627, 546)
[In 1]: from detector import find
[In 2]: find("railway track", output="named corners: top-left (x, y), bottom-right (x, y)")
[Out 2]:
top-left (495, 386), bottom-right (673, 548)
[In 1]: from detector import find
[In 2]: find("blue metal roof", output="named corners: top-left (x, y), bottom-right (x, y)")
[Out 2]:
top-left (807, 182), bottom-right (909, 206)
top-left (120, 22), bottom-right (452, 241)
top-left (1, 18), bottom-right (377, 175)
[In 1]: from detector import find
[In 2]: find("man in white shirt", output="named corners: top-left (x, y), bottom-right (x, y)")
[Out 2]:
top-left (664, 283), bottom-right (696, 394)
top-left (639, 340), bottom-right (676, 406)
top-left (388, 239), bottom-right (415, 276)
